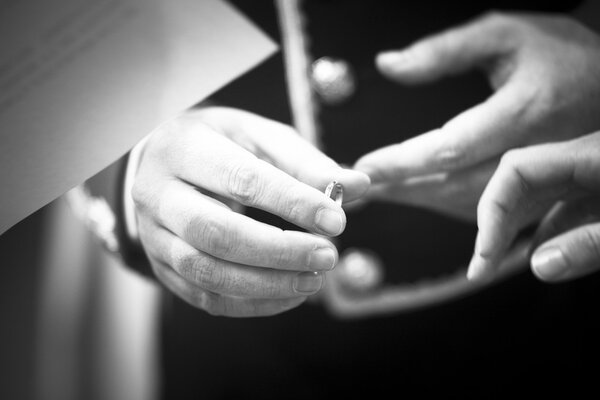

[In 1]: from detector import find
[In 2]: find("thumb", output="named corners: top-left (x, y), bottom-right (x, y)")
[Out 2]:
top-left (376, 12), bottom-right (515, 84)
top-left (531, 222), bottom-right (600, 283)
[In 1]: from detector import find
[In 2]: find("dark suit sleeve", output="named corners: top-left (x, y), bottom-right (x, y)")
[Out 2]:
top-left (84, 154), bottom-right (155, 280)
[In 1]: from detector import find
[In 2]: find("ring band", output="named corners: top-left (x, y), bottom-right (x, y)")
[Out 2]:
top-left (325, 181), bottom-right (343, 206)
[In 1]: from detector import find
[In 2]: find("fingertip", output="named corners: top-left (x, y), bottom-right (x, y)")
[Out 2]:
top-left (334, 168), bottom-right (371, 202)
top-left (355, 169), bottom-right (372, 186)
top-left (298, 166), bottom-right (367, 204)
top-left (353, 155), bottom-right (386, 184)
top-left (293, 271), bottom-right (326, 295)
top-left (308, 245), bottom-right (338, 272)
top-left (375, 50), bottom-right (406, 70)
top-left (376, 56), bottom-right (403, 82)
top-left (375, 48), bottom-right (429, 84)
top-left (340, 168), bottom-right (371, 186)
top-left (530, 246), bottom-right (568, 282)
top-left (466, 254), bottom-right (494, 282)
top-left (354, 138), bottom-right (430, 183)
top-left (314, 206), bottom-right (346, 237)
top-left (467, 230), bottom-right (499, 282)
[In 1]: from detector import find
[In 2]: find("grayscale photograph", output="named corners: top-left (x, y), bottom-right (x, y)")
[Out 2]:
top-left (1, 0), bottom-right (599, 398)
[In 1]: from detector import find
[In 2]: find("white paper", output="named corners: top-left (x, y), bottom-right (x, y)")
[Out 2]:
top-left (0, 0), bottom-right (276, 235)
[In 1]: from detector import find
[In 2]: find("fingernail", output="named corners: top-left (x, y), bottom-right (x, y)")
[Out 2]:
top-left (293, 272), bottom-right (324, 294)
top-left (308, 247), bottom-right (337, 271)
top-left (531, 247), bottom-right (567, 281)
top-left (315, 208), bottom-right (344, 236)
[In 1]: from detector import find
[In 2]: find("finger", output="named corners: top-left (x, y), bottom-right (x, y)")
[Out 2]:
top-left (141, 225), bottom-right (326, 298)
top-left (366, 159), bottom-right (498, 221)
top-left (355, 83), bottom-right (534, 182)
top-left (376, 12), bottom-right (515, 85)
top-left (533, 197), bottom-right (600, 249)
top-left (467, 141), bottom-right (587, 281)
top-left (531, 222), bottom-right (600, 283)
top-left (193, 107), bottom-right (371, 202)
top-left (149, 180), bottom-right (338, 272)
top-left (153, 113), bottom-right (349, 236)
top-left (152, 261), bottom-right (307, 317)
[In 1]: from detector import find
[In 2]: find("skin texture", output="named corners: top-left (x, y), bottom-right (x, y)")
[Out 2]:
top-left (133, 12), bottom-right (600, 314)
top-left (132, 107), bottom-right (370, 317)
top-left (469, 131), bottom-right (600, 283)
top-left (355, 12), bottom-right (600, 222)
top-left (352, 12), bottom-right (600, 282)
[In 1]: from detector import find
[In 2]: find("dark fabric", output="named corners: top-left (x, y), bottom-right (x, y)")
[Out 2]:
top-left (87, 155), bottom-right (154, 279)
top-left (112, 154), bottom-right (154, 279)
top-left (157, 1), bottom-right (600, 398)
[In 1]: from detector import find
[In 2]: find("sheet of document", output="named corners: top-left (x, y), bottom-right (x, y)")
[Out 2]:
top-left (0, 0), bottom-right (277, 235)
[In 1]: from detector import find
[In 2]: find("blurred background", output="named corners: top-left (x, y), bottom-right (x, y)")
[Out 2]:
top-left (0, 207), bottom-right (46, 400)
top-left (0, 194), bottom-right (159, 400)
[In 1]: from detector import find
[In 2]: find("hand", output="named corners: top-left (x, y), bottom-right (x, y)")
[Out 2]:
top-left (467, 130), bottom-right (600, 282)
top-left (132, 107), bottom-right (370, 317)
top-left (355, 11), bottom-right (600, 221)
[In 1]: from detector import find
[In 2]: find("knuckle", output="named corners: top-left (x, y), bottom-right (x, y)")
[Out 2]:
top-left (510, 86), bottom-right (544, 123)
top-left (477, 190), bottom-right (511, 224)
top-left (436, 140), bottom-right (467, 171)
top-left (204, 222), bottom-right (234, 257)
top-left (186, 217), bottom-right (236, 258)
top-left (480, 10), bottom-right (512, 28)
top-left (286, 201), bottom-right (303, 222)
top-left (478, 10), bottom-right (522, 44)
top-left (225, 160), bottom-right (262, 205)
top-left (170, 252), bottom-right (186, 273)
top-left (197, 261), bottom-right (226, 293)
top-left (131, 178), bottom-right (156, 215)
top-left (499, 149), bottom-right (521, 169)
top-left (482, 10), bottom-right (504, 22)
top-left (264, 281), bottom-right (285, 299)
top-left (273, 241), bottom-right (295, 269)
top-left (482, 197), bottom-right (510, 220)
top-left (201, 269), bottom-right (228, 295)
top-left (178, 255), bottom-right (227, 293)
top-left (276, 187), bottom-right (305, 223)
top-left (147, 118), bottom-right (183, 153)
top-left (254, 276), bottom-right (284, 300)
top-left (500, 150), bottom-right (531, 195)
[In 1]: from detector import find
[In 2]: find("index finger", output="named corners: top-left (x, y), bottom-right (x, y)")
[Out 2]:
top-left (154, 112), bottom-right (349, 236)
top-left (355, 83), bottom-right (535, 183)
top-left (196, 107), bottom-right (371, 202)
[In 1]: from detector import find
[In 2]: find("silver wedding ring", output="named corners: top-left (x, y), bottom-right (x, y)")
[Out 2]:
top-left (325, 181), bottom-right (343, 206)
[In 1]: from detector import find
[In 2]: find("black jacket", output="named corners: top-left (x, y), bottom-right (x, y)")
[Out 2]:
top-left (93, 0), bottom-right (599, 398)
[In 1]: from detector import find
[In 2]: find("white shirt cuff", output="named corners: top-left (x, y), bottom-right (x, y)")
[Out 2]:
top-left (123, 135), bottom-right (150, 244)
